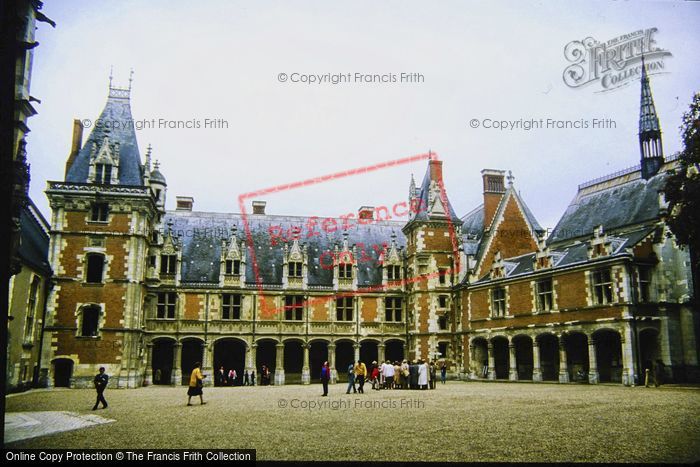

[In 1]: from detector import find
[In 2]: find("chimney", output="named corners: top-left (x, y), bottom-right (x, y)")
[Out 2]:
top-left (358, 206), bottom-right (374, 220)
top-left (252, 200), bottom-right (266, 215)
top-left (176, 196), bottom-right (194, 211)
top-left (481, 169), bottom-right (506, 230)
top-left (64, 119), bottom-right (83, 177)
top-left (429, 158), bottom-right (443, 183)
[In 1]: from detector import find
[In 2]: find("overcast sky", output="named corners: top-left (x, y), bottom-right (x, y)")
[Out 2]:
top-left (28, 0), bottom-right (700, 233)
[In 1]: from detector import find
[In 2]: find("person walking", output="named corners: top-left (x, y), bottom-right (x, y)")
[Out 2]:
top-left (320, 361), bottom-right (331, 396)
top-left (243, 370), bottom-right (250, 386)
top-left (354, 360), bottom-right (367, 394)
top-left (370, 363), bottom-right (380, 390)
top-left (187, 362), bottom-right (207, 406)
top-left (216, 366), bottom-right (226, 387)
top-left (440, 361), bottom-right (447, 384)
top-left (417, 359), bottom-right (428, 390)
top-left (384, 360), bottom-right (395, 389)
top-left (228, 368), bottom-right (237, 386)
top-left (250, 370), bottom-right (256, 386)
top-left (346, 362), bottom-right (357, 394)
top-left (429, 361), bottom-right (436, 389)
top-left (654, 359), bottom-right (665, 388)
top-left (92, 367), bottom-right (109, 410)
top-left (401, 360), bottom-right (409, 390)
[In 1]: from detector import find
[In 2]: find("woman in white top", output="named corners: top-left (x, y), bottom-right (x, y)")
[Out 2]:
top-left (417, 360), bottom-right (428, 389)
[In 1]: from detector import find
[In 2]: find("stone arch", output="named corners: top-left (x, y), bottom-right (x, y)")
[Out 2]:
top-left (592, 328), bottom-right (623, 383)
top-left (384, 339), bottom-right (405, 363)
top-left (359, 339), bottom-right (379, 366)
top-left (308, 339), bottom-right (330, 383)
top-left (51, 357), bottom-right (75, 388)
top-left (255, 338), bottom-right (278, 376)
top-left (333, 339), bottom-right (356, 381)
top-left (639, 327), bottom-right (661, 379)
top-left (490, 335), bottom-right (509, 380)
top-left (470, 336), bottom-right (489, 378)
top-left (562, 331), bottom-right (589, 382)
top-left (151, 337), bottom-right (176, 385)
top-left (213, 337), bottom-right (247, 386)
top-left (284, 340), bottom-right (304, 384)
top-left (180, 337), bottom-right (204, 386)
top-left (536, 332), bottom-right (560, 381)
top-left (512, 334), bottom-right (533, 380)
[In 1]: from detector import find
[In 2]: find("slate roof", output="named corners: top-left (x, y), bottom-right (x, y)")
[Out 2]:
top-left (163, 211), bottom-right (406, 286)
top-left (474, 226), bottom-right (655, 284)
top-left (150, 168), bottom-right (166, 184)
top-left (408, 164), bottom-right (461, 224)
top-left (639, 58), bottom-right (661, 134)
top-left (65, 91), bottom-right (144, 186)
top-left (17, 200), bottom-right (51, 275)
top-left (548, 169), bottom-right (667, 245)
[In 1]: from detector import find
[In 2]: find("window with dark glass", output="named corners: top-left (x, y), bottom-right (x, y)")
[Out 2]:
top-left (225, 259), bottom-right (241, 275)
top-left (592, 269), bottom-right (613, 305)
top-left (222, 294), bottom-right (241, 320)
top-left (288, 261), bottom-right (302, 278)
top-left (438, 314), bottom-right (448, 330)
top-left (336, 297), bottom-right (353, 321)
top-left (160, 255), bottom-right (177, 275)
top-left (385, 297), bottom-right (402, 322)
top-left (95, 163), bottom-right (112, 185)
top-left (157, 292), bottom-right (177, 319)
top-left (86, 254), bottom-right (105, 283)
top-left (536, 278), bottom-right (553, 312)
top-left (90, 203), bottom-right (109, 222)
top-left (439, 268), bottom-right (448, 285)
top-left (438, 295), bottom-right (448, 309)
top-left (80, 306), bottom-right (100, 336)
top-left (438, 342), bottom-right (448, 358)
top-left (638, 266), bottom-right (651, 302)
top-left (338, 263), bottom-right (352, 279)
top-left (284, 296), bottom-right (304, 320)
top-left (491, 287), bottom-right (506, 317)
top-left (387, 265), bottom-right (401, 281)
top-left (24, 276), bottom-right (40, 343)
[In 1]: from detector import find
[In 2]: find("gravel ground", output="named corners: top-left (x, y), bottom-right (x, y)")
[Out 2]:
top-left (5, 382), bottom-right (700, 463)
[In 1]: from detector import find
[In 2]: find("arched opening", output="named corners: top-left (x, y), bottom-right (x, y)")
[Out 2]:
top-left (309, 341), bottom-right (329, 382)
top-left (513, 335), bottom-right (533, 380)
top-left (594, 329), bottom-right (623, 383)
top-left (214, 338), bottom-right (246, 386)
top-left (180, 339), bottom-right (203, 385)
top-left (360, 340), bottom-right (378, 366)
top-left (284, 340), bottom-right (304, 384)
top-left (80, 305), bottom-right (100, 337)
top-left (385, 340), bottom-right (405, 363)
top-left (639, 328), bottom-right (660, 378)
top-left (53, 358), bottom-right (73, 388)
top-left (334, 340), bottom-right (355, 382)
top-left (491, 336), bottom-right (509, 379)
top-left (471, 337), bottom-right (488, 378)
top-left (563, 332), bottom-right (589, 382)
top-left (151, 339), bottom-right (175, 385)
top-left (255, 339), bottom-right (277, 385)
top-left (537, 333), bottom-right (560, 381)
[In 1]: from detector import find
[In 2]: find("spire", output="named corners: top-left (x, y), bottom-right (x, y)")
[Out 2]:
top-left (639, 55), bottom-right (664, 180)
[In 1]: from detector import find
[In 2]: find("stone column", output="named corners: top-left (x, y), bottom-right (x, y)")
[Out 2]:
top-left (487, 341), bottom-right (496, 380)
top-left (302, 343), bottom-right (311, 385)
top-left (144, 343), bottom-right (154, 386)
top-left (378, 343), bottom-right (386, 362)
top-left (558, 339), bottom-right (570, 383)
top-left (328, 343), bottom-right (337, 384)
top-left (201, 341), bottom-right (214, 386)
top-left (274, 342), bottom-right (285, 385)
top-left (621, 325), bottom-right (636, 386)
top-left (532, 340), bottom-right (542, 382)
top-left (354, 342), bottom-right (360, 362)
top-left (247, 343), bottom-right (256, 374)
top-left (508, 342), bottom-right (518, 381)
top-left (588, 336), bottom-right (599, 384)
top-left (468, 344), bottom-right (476, 379)
top-left (172, 342), bottom-right (182, 385)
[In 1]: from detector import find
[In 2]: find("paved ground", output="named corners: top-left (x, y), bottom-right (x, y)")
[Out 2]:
top-left (5, 382), bottom-right (700, 463)
top-left (5, 411), bottom-right (114, 444)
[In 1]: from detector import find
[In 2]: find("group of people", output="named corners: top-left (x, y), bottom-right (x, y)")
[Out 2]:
top-left (344, 359), bottom-right (447, 394)
top-left (214, 366), bottom-right (257, 387)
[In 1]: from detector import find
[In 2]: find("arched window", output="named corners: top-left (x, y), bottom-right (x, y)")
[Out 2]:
top-left (86, 254), bottom-right (105, 283)
top-left (80, 306), bottom-right (100, 337)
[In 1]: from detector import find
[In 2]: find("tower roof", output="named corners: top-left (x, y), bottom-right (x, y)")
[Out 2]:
top-left (639, 57), bottom-right (661, 134)
top-left (64, 76), bottom-right (143, 185)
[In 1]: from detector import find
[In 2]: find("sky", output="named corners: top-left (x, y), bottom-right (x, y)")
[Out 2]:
top-left (27, 0), bottom-right (700, 233)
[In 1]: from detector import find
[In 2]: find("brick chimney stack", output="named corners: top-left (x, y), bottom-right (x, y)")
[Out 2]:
top-left (252, 200), bottom-right (266, 215)
top-left (482, 169), bottom-right (506, 230)
top-left (176, 196), bottom-right (194, 211)
top-left (65, 119), bottom-right (83, 177)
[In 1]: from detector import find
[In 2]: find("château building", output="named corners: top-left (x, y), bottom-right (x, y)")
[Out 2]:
top-left (40, 64), bottom-right (698, 388)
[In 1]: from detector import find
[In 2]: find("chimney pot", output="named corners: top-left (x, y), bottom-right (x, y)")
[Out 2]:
top-left (176, 196), bottom-right (194, 211)
top-left (252, 200), bottom-right (267, 215)
top-left (358, 206), bottom-right (374, 220)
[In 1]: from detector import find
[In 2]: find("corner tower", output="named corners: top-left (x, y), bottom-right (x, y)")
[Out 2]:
top-left (639, 56), bottom-right (664, 180)
top-left (42, 73), bottom-right (160, 388)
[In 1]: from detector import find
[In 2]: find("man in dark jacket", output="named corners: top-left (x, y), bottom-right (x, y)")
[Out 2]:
top-left (653, 359), bottom-right (665, 387)
top-left (92, 367), bottom-right (109, 410)
top-left (409, 361), bottom-right (418, 389)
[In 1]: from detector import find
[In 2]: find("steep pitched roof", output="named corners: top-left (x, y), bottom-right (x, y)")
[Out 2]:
top-left (65, 89), bottom-right (143, 185)
top-left (164, 211), bottom-right (406, 286)
top-left (408, 161), bottom-right (461, 225)
top-left (17, 199), bottom-right (51, 275)
top-left (548, 169), bottom-right (668, 245)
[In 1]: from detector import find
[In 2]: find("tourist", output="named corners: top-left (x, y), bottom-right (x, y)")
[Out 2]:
top-left (418, 359), bottom-right (428, 390)
top-left (401, 360), bottom-right (409, 390)
top-left (250, 370), bottom-right (256, 386)
top-left (92, 367), bottom-right (109, 410)
top-left (243, 370), bottom-right (250, 386)
top-left (409, 360), bottom-right (419, 389)
top-left (440, 361), bottom-right (447, 384)
top-left (654, 359), bottom-right (665, 387)
top-left (261, 365), bottom-right (271, 386)
top-left (346, 362), bottom-right (356, 394)
top-left (320, 361), bottom-right (331, 396)
top-left (393, 361), bottom-right (401, 389)
top-left (228, 368), bottom-right (237, 386)
top-left (384, 360), bottom-right (395, 389)
top-left (429, 361), bottom-right (436, 389)
top-left (379, 360), bottom-right (385, 389)
top-left (370, 362), bottom-right (380, 390)
top-left (154, 368), bottom-right (162, 384)
top-left (354, 360), bottom-right (367, 394)
top-left (216, 366), bottom-right (226, 386)
top-left (187, 361), bottom-right (206, 406)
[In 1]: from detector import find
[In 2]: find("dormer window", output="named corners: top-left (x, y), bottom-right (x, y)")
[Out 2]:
top-left (226, 259), bottom-right (241, 275)
top-left (288, 261), bottom-right (302, 278)
top-left (387, 265), bottom-right (401, 281)
top-left (160, 254), bottom-right (177, 275)
top-left (95, 163), bottom-right (112, 185)
top-left (338, 263), bottom-right (352, 279)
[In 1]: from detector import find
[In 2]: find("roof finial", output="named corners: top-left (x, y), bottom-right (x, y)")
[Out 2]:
top-left (129, 68), bottom-right (134, 91)
top-left (154, 159), bottom-right (160, 171)
top-left (507, 170), bottom-right (515, 186)
top-left (109, 65), bottom-right (114, 89)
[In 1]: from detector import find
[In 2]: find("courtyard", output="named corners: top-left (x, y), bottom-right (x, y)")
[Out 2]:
top-left (5, 381), bottom-right (700, 463)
